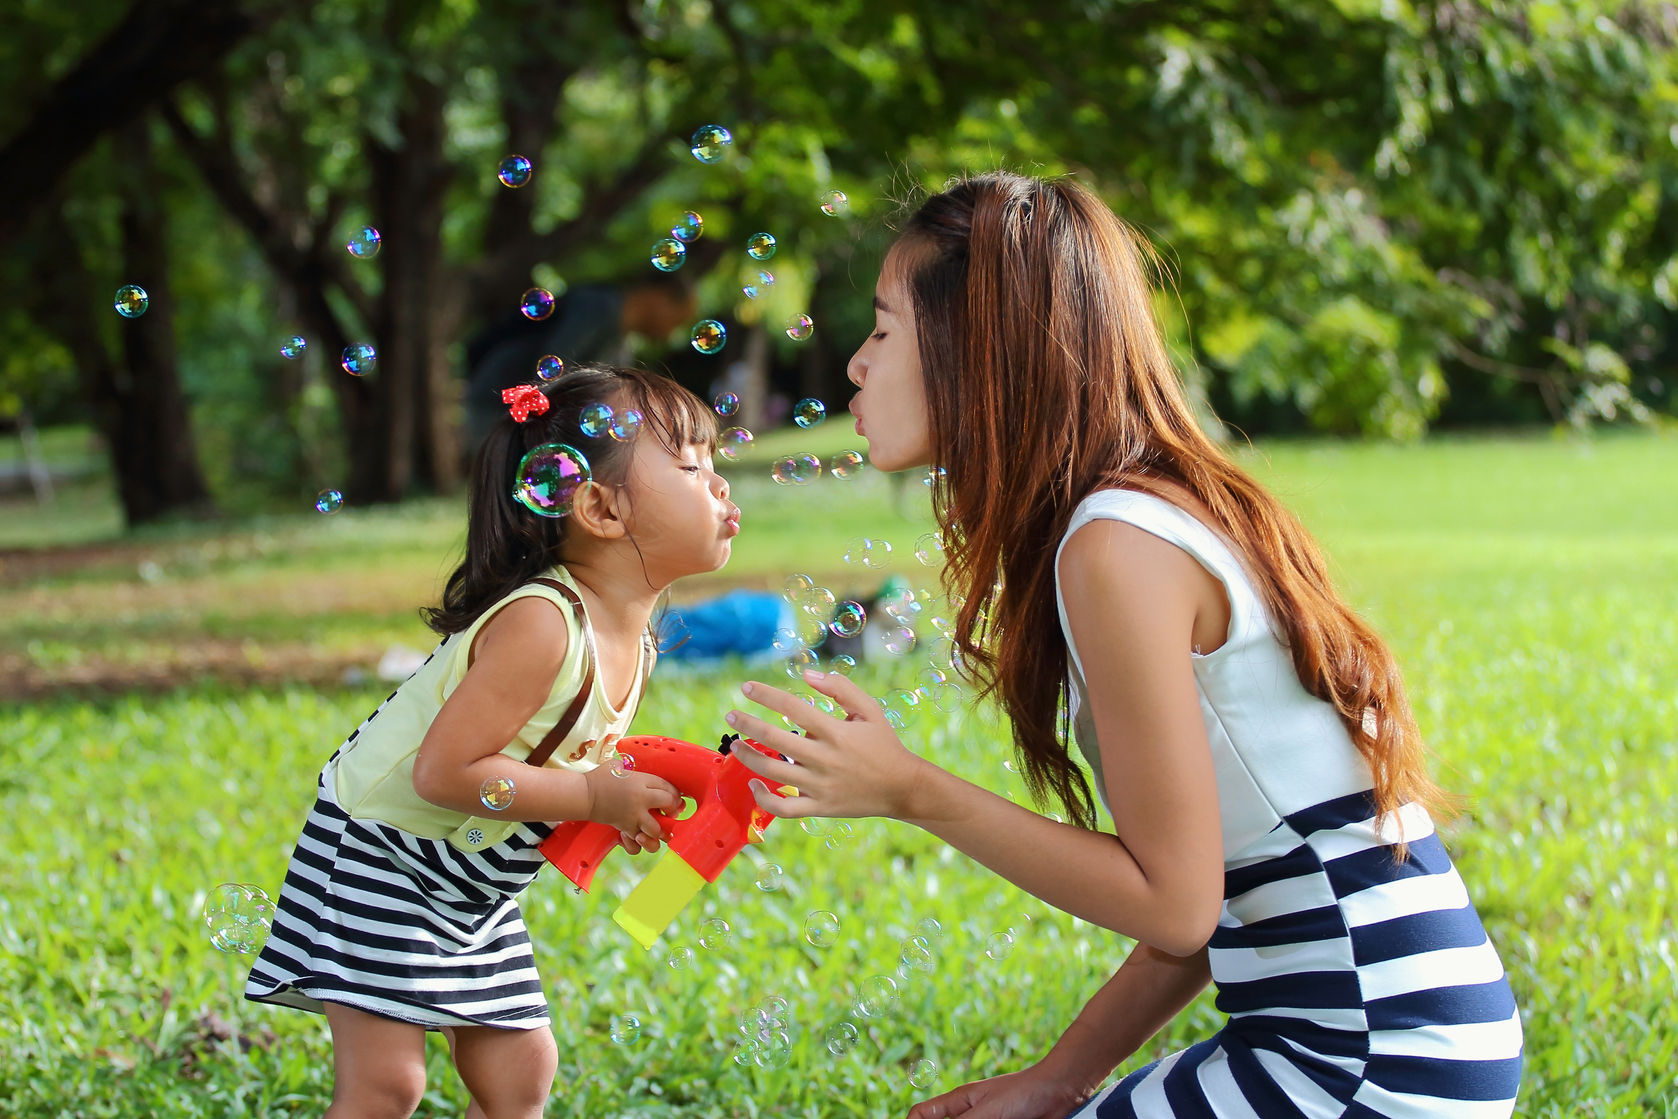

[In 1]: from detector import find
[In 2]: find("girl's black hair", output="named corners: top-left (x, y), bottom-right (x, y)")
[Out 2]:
top-left (422, 363), bottom-right (718, 636)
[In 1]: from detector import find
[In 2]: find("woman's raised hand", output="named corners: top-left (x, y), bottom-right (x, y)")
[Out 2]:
top-left (726, 670), bottom-right (928, 821)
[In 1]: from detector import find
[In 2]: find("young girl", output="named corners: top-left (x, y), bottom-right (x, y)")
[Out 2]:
top-left (727, 173), bottom-right (1523, 1118)
top-left (246, 364), bottom-right (740, 1119)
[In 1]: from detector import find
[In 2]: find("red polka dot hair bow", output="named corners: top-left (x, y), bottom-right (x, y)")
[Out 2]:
top-left (502, 384), bottom-right (550, 423)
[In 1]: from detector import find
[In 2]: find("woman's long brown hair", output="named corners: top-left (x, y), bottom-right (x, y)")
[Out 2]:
top-left (898, 172), bottom-right (1448, 847)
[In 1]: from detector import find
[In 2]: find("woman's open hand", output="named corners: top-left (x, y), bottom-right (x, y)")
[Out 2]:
top-left (725, 670), bottom-right (929, 821)
top-left (906, 1064), bottom-right (1093, 1119)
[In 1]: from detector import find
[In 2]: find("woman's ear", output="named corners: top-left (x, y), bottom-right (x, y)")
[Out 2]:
top-left (565, 480), bottom-right (627, 540)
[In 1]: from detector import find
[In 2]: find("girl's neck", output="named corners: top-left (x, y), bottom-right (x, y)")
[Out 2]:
top-left (555, 551), bottom-right (663, 644)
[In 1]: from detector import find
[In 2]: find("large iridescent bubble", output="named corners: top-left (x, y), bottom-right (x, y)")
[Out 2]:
top-left (513, 442), bottom-right (591, 518)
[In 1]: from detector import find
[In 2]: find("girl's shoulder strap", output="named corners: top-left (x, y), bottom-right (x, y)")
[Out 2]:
top-left (522, 576), bottom-right (598, 769)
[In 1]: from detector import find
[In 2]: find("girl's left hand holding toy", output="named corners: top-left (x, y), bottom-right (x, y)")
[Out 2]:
top-left (726, 670), bottom-right (928, 820)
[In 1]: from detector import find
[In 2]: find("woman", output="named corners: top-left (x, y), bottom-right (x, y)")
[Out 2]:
top-left (726, 172), bottom-right (1522, 1118)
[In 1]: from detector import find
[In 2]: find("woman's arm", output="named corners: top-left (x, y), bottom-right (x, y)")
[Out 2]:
top-left (727, 522), bottom-right (1225, 955)
top-left (907, 942), bottom-right (1213, 1119)
top-left (410, 597), bottom-right (679, 838)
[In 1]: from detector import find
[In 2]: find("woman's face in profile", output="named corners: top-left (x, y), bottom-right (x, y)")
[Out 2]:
top-left (845, 246), bottom-right (932, 473)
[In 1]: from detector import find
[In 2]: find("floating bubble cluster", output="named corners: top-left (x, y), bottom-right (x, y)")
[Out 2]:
top-left (579, 402), bottom-right (614, 438)
top-left (340, 344), bottom-right (377, 376)
top-left (314, 489), bottom-right (343, 515)
top-left (820, 189), bottom-right (850, 217)
top-left (793, 398), bottom-right (826, 428)
top-left (280, 336), bottom-right (307, 360)
top-left (717, 426), bottom-right (754, 460)
top-left (691, 319), bottom-right (727, 354)
top-left (478, 775), bottom-right (516, 812)
top-left (203, 883), bottom-right (275, 954)
top-left (651, 238), bottom-right (687, 272)
top-left (520, 287), bottom-right (555, 320)
top-left (671, 210), bottom-right (704, 243)
top-left (114, 284), bottom-right (148, 318)
top-left (736, 994), bottom-right (794, 1068)
top-left (830, 450), bottom-right (865, 479)
top-left (535, 354), bottom-right (564, 382)
top-left (513, 442), bottom-right (590, 518)
top-left (497, 154), bottom-right (533, 188)
top-left (746, 232), bottom-right (777, 260)
top-left (690, 124), bottom-right (732, 163)
top-left (346, 226), bottom-right (382, 259)
top-left (784, 313), bottom-right (815, 341)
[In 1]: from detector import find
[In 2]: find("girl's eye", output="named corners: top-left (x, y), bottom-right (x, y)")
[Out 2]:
top-left (682, 465), bottom-right (701, 474)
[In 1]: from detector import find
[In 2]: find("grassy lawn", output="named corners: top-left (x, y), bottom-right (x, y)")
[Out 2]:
top-left (1, 427), bottom-right (1674, 1116)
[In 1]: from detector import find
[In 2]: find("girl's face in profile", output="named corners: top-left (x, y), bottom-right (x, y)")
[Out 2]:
top-left (845, 246), bottom-right (933, 473)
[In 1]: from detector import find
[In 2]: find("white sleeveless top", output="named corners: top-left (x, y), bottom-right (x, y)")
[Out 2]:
top-left (1053, 489), bottom-right (1385, 863)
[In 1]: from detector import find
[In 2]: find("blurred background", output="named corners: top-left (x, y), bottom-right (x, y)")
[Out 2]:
top-left (2, 0), bottom-right (1673, 532)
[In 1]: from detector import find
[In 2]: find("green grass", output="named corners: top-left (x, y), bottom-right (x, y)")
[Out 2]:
top-left (2, 429), bottom-right (1675, 1116)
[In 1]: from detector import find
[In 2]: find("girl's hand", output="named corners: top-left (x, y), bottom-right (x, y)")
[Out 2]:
top-left (906, 1064), bottom-right (1092, 1119)
top-left (725, 671), bottom-right (928, 821)
top-left (583, 765), bottom-right (682, 850)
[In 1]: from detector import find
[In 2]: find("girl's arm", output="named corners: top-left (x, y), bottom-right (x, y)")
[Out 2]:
top-left (727, 522), bottom-right (1225, 956)
top-left (907, 942), bottom-right (1213, 1119)
top-left (410, 597), bottom-right (680, 837)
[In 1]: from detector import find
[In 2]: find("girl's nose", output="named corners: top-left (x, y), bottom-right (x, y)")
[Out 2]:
top-left (846, 348), bottom-right (866, 388)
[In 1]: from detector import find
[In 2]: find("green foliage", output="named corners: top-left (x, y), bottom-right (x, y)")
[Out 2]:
top-left (2, 432), bottom-right (1675, 1115)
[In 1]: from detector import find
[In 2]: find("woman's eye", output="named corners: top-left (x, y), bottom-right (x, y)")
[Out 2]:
top-left (872, 331), bottom-right (887, 341)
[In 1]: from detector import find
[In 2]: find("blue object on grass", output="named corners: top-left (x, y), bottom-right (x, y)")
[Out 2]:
top-left (655, 590), bottom-right (794, 665)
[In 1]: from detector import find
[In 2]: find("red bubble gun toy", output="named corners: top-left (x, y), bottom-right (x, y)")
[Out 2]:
top-left (538, 734), bottom-right (793, 949)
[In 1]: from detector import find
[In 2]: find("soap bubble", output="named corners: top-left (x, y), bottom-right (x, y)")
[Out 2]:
top-left (924, 465), bottom-right (948, 487)
top-left (718, 426), bottom-right (753, 460)
top-left (793, 398), bottom-right (826, 428)
top-left (909, 1058), bottom-right (939, 1089)
top-left (771, 454), bottom-right (820, 485)
top-left (513, 442), bottom-right (591, 518)
top-left (826, 653), bottom-right (857, 676)
top-left (856, 974), bottom-right (899, 1018)
top-left (899, 936), bottom-right (935, 976)
top-left (782, 573), bottom-right (815, 600)
top-left (741, 269), bottom-right (775, 298)
top-left (535, 354), bottom-right (564, 381)
top-left (771, 627), bottom-right (803, 657)
top-left (914, 533), bottom-right (945, 567)
top-left (497, 154), bottom-right (533, 187)
top-left (314, 489), bottom-right (343, 515)
top-left (671, 210), bottom-right (704, 242)
top-left (985, 930), bottom-right (1016, 960)
top-left (579, 402), bottom-right (614, 438)
top-left (609, 408), bottom-right (643, 441)
top-left (829, 601), bottom-right (866, 638)
top-left (795, 614), bottom-right (829, 650)
top-left (825, 1021), bottom-right (860, 1056)
top-left (691, 319), bottom-right (727, 354)
top-left (914, 916), bottom-right (944, 941)
top-left (608, 752), bottom-right (636, 778)
top-left (843, 537), bottom-right (891, 568)
top-left (824, 821), bottom-right (854, 850)
top-left (799, 818), bottom-right (829, 838)
top-left (666, 945), bottom-right (695, 970)
top-left (804, 910), bottom-right (840, 948)
top-left (755, 863), bottom-right (784, 891)
top-left (340, 343), bottom-right (377, 375)
top-left (651, 238), bottom-right (687, 272)
top-left (830, 450), bottom-right (865, 479)
top-left (520, 287), bottom-right (555, 320)
top-left (713, 392), bottom-right (740, 416)
top-left (820, 189), bottom-right (850, 217)
top-left (882, 688), bottom-right (922, 730)
top-left (204, 883), bottom-right (274, 954)
top-left (699, 918), bottom-right (731, 950)
top-left (690, 124), bottom-right (732, 163)
top-left (784, 646), bottom-right (820, 681)
top-left (346, 226), bottom-right (381, 258)
top-left (478, 775), bottom-right (516, 811)
top-left (882, 626), bottom-right (917, 656)
top-left (610, 1014), bottom-right (642, 1044)
top-left (280, 335), bottom-right (307, 360)
top-left (746, 232), bottom-right (777, 260)
top-left (114, 284), bottom-right (149, 317)
top-left (754, 1032), bottom-right (793, 1069)
top-left (797, 585), bottom-right (837, 619)
top-left (784, 313), bottom-right (815, 341)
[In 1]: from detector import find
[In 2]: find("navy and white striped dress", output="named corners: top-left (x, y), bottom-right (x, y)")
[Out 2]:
top-left (1054, 491), bottom-right (1523, 1118)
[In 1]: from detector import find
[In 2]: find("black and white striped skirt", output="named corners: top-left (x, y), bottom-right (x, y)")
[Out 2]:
top-left (245, 770), bottom-right (556, 1030)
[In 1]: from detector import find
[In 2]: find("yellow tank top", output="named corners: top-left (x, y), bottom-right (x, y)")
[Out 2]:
top-left (325, 565), bottom-right (650, 851)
